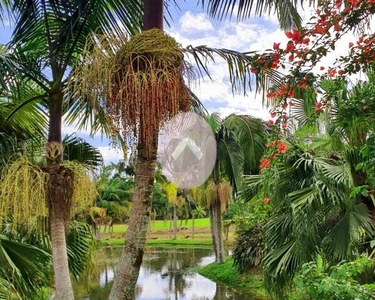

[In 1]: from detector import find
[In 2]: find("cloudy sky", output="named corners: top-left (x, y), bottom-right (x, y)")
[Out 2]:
top-left (0, 2), bottom-right (368, 163)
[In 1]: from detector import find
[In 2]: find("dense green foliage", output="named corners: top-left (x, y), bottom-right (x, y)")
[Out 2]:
top-left (296, 255), bottom-right (375, 300)
top-left (234, 72), bottom-right (375, 297)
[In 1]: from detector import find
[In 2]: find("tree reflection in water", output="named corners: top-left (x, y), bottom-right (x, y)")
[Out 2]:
top-left (74, 247), bottom-right (260, 300)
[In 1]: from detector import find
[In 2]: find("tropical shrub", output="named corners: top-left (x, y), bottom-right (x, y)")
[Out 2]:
top-left (296, 255), bottom-right (375, 300)
top-left (232, 222), bottom-right (265, 273)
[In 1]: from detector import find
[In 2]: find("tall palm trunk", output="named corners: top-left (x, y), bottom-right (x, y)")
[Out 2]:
top-left (108, 150), bottom-right (157, 299)
top-left (47, 89), bottom-right (75, 300)
top-left (209, 185), bottom-right (225, 263)
top-left (109, 1), bottom-right (165, 298)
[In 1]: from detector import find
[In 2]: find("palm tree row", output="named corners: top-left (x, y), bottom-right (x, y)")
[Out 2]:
top-left (0, 0), bottom-right (305, 299)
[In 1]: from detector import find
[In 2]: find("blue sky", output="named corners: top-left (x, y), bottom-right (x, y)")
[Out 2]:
top-left (0, 2), bottom-right (361, 163)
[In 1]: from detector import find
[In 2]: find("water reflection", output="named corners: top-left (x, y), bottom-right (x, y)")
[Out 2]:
top-left (75, 247), bottom-right (261, 300)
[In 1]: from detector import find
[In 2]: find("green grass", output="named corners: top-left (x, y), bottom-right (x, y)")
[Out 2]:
top-left (102, 218), bottom-right (210, 233)
top-left (198, 257), bottom-right (268, 298)
top-left (198, 258), bottom-right (306, 300)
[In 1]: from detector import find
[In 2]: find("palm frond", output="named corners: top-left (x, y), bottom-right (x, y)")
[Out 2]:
top-left (0, 44), bottom-right (19, 92)
top-left (199, 0), bottom-right (303, 30)
top-left (0, 235), bottom-right (51, 296)
top-left (217, 127), bottom-right (244, 192)
top-left (63, 134), bottom-right (103, 167)
top-left (66, 221), bottom-right (95, 280)
top-left (225, 114), bottom-right (266, 174)
top-left (183, 45), bottom-right (283, 95)
top-left (324, 204), bottom-right (374, 261)
top-left (0, 278), bottom-right (23, 300)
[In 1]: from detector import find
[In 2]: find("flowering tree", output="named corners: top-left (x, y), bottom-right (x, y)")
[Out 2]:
top-left (239, 0), bottom-right (375, 295)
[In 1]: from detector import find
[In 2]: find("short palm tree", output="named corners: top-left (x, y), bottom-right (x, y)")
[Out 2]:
top-left (201, 113), bottom-right (267, 263)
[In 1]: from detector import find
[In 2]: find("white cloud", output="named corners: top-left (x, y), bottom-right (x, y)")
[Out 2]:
top-left (179, 11), bottom-right (214, 33)
top-left (97, 146), bottom-right (124, 165)
top-left (63, 8), bottom-right (375, 164)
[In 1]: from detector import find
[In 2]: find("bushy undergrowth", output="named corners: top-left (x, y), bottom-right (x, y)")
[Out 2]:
top-left (232, 222), bottom-right (265, 273)
top-left (296, 254), bottom-right (375, 300)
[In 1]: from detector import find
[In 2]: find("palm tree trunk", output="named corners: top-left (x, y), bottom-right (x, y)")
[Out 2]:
top-left (169, 213), bottom-right (172, 239)
top-left (192, 215), bottom-right (195, 239)
top-left (173, 205), bottom-right (178, 240)
top-left (47, 90), bottom-right (75, 300)
top-left (108, 1), bottom-right (164, 299)
top-left (209, 187), bottom-right (225, 263)
top-left (143, 0), bottom-right (163, 30)
top-left (108, 147), bottom-right (157, 300)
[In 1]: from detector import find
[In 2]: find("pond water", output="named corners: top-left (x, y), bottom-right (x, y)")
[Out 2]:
top-left (74, 246), bottom-right (262, 300)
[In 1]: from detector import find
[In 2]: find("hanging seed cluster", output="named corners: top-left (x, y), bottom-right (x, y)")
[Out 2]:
top-left (218, 181), bottom-right (232, 211)
top-left (110, 29), bottom-right (190, 155)
top-left (203, 180), bottom-right (232, 211)
top-left (0, 157), bottom-right (48, 230)
top-left (0, 157), bottom-right (96, 230)
top-left (70, 29), bottom-right (191, 157)
top-left (61, 161), bottom-right (97, 217)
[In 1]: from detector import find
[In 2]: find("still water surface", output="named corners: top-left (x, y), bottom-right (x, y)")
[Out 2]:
top-left (74, 247), bottom-right (262, 300)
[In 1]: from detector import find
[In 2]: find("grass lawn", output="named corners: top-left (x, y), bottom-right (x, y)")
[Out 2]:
top-left (198, 257), bottom-right (267, 298)
top-left (102, 218), bottom-right (210, 233)
top-left (198, 258), bottom-right (306, 300)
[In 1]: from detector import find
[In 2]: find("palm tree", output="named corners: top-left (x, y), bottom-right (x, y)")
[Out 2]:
top-left (0, 2), bottom-right (142, 298)
top-left (204, 113), bottom-right (266, 263)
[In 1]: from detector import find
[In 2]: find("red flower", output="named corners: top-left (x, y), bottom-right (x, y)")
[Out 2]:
top-left (285, 41), bottom-right (295, 52)
top-left (265, 142), bottom-right (272, 148)
top-left (263, 197), bottom-right (270, 204)
top-left (349, 42), bottom-right (354, 48)
top-left (338, 69), bottom-right (345, 75)
top-left (267, 120), bottom-right (274, 126)
top-left (270, 111), bottom-right (277, 118)
top-left (302, 38), bottom-right (310, 45)
top-left (250, 67), bottom-right (259, 73)
top-left (349, 0), bottom-right (359, 7)
top-left (273, 42), bottom-right (280, 50)
top-left (320, 66), bottom-right (325, 70)
top-left (282, 123), bottom-right (287, 130)
top-left (260, 158), bottom-right (271, 170)
top-left (270, 153), bottom-right (276, 160)
top-left (327, 68), bottom-right (337, 78)
top-left (277, 143), bottom-right (287, 154)
top-left (272, 140), bottom-right (279, 147)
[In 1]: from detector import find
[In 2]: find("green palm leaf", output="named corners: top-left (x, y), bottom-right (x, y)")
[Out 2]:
top-left (63, 134), bottom-right (103, 167)
top-left (0, 235), bottom-right (51, 296)
top-left (200, 0), bottom-right (303, 30)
